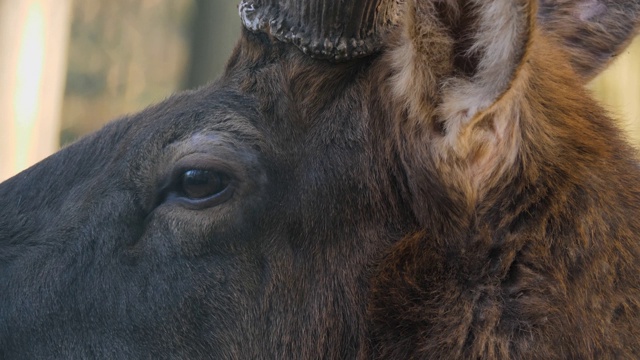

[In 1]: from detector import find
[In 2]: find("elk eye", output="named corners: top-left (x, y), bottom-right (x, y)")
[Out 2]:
top-left (159, 155), bottom-right (237, 209)
top-left (179, 169), bottom-right (231, 200)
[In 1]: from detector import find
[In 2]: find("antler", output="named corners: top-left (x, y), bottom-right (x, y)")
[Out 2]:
top-left (239, 0), bottom-right (402, 61)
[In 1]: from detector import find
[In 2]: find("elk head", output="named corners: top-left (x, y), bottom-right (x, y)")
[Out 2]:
top-left (1, 0), bottom-right (639, 358)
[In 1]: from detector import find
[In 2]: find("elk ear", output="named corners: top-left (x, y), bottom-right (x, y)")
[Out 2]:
top-left (388, 0), bottom-right (536, 200)
top-left (538, 0), bottom-right (640, 81)
top-left (390, 0), bottom-right (534, 137)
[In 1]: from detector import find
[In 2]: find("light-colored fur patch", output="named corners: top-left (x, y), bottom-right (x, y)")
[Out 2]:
top-left (390, 1), bottom-right (454, 123)
top-left (440, 0), bottom-right (530, 128)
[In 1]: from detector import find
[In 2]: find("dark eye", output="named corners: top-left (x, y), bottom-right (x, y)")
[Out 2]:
top-left (161, 169), bottom-right (234, 209)
top-left (180, 169), bottom-right (230, 200)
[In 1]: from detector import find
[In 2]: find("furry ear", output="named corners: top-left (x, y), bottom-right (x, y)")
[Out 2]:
top-left (538, 0), bottom-right (640, 81)
top-left (388, 0), bottom-right (535, 201)
top-left (390, 0), bottom-right (534, 130)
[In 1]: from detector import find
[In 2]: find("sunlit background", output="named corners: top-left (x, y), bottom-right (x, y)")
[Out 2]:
top-left (0, 0), bottom-right (639, 181)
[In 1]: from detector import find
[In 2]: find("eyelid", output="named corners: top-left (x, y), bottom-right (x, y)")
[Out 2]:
top-left (171, 154), bottom-right (239, 180)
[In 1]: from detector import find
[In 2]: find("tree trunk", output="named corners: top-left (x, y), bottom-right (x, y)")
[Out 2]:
top-left (0, 0), bottom-right (72, 181)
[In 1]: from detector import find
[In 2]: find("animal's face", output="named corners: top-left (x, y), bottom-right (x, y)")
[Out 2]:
top-left (1, 0), bottom-right (640, 358)
top-left (0, 33), bottom-right (409, 357)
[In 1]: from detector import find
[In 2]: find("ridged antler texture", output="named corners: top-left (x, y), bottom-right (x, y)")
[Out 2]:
top-left (239, 0), bottom-right (402, 61)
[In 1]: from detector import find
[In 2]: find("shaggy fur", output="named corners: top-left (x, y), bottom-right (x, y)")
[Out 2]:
top-left (368, 0), bottom-right (640, 358)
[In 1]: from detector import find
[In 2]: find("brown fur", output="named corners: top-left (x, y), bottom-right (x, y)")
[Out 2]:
top-left (367, 0), bottom-right (640, 358)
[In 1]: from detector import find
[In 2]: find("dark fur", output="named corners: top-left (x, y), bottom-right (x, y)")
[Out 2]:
top-left (0, 0), bottom-right (639, 358)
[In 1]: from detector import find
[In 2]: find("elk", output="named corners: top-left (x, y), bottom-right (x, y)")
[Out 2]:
top-left (1, 0), bottom-right (639, 358)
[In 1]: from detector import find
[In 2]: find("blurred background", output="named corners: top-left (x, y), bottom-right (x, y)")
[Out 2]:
top-left (0, 0), bottom-right (639, 181)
